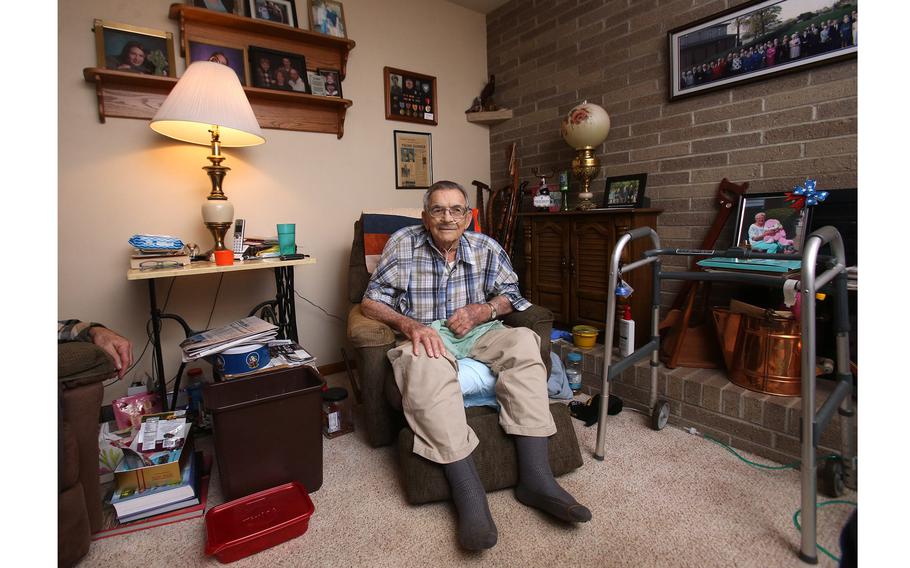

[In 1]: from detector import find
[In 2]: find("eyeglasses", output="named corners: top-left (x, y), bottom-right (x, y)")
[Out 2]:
top-left (139, 260), bottom-right (181, 271)
top-left (427, 206), bottom-right (469, 220)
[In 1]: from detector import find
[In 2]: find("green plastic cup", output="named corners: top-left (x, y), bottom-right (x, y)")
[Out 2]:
top-left (277, 223), bottom-right (296, 255)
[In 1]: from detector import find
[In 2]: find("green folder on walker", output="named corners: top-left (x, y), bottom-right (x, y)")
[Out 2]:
top-left (696, 257), bottom-right (801, 273)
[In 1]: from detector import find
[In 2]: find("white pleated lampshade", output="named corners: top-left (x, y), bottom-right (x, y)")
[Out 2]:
top-left (150, 61), bottom-right (265, 147)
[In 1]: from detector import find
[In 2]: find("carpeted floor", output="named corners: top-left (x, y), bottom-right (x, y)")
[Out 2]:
top-left (82, 384), bottom-right (856, 567)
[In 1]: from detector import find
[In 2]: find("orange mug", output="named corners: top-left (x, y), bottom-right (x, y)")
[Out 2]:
top-left (214, 250), bottom-right (234, 266)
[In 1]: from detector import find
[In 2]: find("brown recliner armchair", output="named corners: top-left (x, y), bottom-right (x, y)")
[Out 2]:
top-left (59, 342), bottom-right (114, 567)
top-left (346, 216), bottom-right (582, 504)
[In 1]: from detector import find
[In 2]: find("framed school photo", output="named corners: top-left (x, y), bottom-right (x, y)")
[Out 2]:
top-left (187, 40), bottom-right (247, 85)
top-left (317, 68), bottom-right (342, 97)
top-left (394, 130), bottom-right (433, 189)
top-left (93, 19), bottom-right (176, 77)
top-left (384, 67), bottom-right (437, 126)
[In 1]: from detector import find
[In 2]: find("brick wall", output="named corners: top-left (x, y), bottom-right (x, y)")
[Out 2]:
top-left (486, 0), bottom-right (857, 298)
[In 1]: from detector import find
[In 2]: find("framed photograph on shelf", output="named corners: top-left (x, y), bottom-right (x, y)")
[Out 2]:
top-left (247, 0), bottom-right (298, 27)
top-left (602, 173), bottom-right (647, 209)
top-left (317, 68), bottom-right (342, 97)
top-left (668, 0), bottom-right (859, 101)
top-left (248, 45), bottom-right (307, 91)
top-left (384, 67), bottom-right (437, 126)
top-left (307, 0), bottom-right (347, 38)
top-left (187, 40), bottom-right (247, 85)
top-left (394, 131), bottom-right (433, 189)
top-left (734, 192), bottom-right (813, 254)
top-left (93, 19), bottom-right (176, 77)
top-left (189, 0), bottom-right (241, 15)
top-left (307, 71), bottom-right (326, 95)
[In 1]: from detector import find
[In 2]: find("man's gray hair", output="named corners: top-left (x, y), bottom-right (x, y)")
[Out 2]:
top-left (423, 180), bottom-right (469, 210)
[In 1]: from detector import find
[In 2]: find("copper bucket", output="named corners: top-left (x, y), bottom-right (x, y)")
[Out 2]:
top-left (729, 310), bottom-right (802, 396)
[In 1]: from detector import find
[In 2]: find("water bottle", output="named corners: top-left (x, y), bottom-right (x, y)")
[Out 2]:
top-left (565, 350), bottom-right (583, 393)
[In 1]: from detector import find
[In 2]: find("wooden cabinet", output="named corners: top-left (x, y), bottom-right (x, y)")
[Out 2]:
top-left (83, 4), bottom-right (355, 137)
top-left (519, 209), bottom-right (661, 344)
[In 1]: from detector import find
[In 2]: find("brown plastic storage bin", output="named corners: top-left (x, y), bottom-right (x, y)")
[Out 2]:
top-left (203, 366), bottom-right (324, 500)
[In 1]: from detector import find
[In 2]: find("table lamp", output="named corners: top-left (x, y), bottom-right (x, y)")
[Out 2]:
top-left (560, 101), bottom-right (611, 210)
top-left (150, 60), bottom-right (265, 252)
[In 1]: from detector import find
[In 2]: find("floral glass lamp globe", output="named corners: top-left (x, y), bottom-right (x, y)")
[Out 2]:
top-left (561, 101), bottom-right (611, 210)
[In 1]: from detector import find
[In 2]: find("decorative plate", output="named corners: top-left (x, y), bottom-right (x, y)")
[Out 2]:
top-left (128, 234), bottom-right (185, 251)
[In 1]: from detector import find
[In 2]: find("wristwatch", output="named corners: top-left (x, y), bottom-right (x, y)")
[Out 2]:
top-left (486, 302), bottom-right (497, 321)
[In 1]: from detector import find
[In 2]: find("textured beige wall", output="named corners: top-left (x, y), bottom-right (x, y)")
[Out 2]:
top-left (58, 0), bottom-right (490, 402)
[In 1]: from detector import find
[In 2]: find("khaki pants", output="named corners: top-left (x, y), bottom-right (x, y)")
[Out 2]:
top-left (388, 327), bottom-right (556, 464)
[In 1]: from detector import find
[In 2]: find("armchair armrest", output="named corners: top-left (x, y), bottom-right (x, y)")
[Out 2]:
top-left (347, 304), bottom-right (397, 348)
top-left (502, 304), bottom-right (554, 375)
top-left (58, 342), bottom-right (117, 388)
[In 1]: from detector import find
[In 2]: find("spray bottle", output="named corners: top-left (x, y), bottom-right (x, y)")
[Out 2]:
top-left (618, 305), bottom-right (635, 357)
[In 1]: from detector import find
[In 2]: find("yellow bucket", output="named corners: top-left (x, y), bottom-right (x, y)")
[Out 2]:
top-left (571, 325), bottom-right (599, 348)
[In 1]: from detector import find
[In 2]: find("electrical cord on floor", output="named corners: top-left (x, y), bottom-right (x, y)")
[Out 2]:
top-left (792, 500), bottom-right (857, 563)
top-left (679, 425), bottom-right (839, 470)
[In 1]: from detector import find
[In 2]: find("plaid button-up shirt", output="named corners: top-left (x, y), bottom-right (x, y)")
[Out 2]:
top-left (364, 225), bottom-right (530, 325)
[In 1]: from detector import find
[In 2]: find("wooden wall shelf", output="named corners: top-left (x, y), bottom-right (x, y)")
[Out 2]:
top-left (168, 4), bottom-right (356, 79)
top-left (83, 68), bottom-right (353, 137)
top-left (466, 108), bottom-right (513, 125)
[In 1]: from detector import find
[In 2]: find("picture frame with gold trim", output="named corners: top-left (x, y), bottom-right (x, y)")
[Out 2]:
top-left (93, 19), bottom-right (176, 77)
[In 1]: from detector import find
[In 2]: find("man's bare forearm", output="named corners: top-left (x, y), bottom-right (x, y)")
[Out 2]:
top-left (361, 298), bottom-right (420, 335)
top-left (488, 295), bottom-right (513, 320)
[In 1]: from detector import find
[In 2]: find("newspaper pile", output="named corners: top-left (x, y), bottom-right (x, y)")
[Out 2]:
top-left (179, 316), bottom-right (279, 362)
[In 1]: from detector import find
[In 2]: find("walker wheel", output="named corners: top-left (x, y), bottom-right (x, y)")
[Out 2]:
top-left (822, 458), bottom-right (846, 498)
top-left (651, 400), bottom-right (670, 431)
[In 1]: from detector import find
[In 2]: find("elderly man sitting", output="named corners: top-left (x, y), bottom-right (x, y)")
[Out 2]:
top-left (361, 180), bottom-right (590, 551)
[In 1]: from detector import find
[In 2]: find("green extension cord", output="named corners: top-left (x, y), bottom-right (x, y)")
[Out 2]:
top-left (793, 500), bottom-right (858, 563)
top-left (690, 429), bottom-right (856, 562)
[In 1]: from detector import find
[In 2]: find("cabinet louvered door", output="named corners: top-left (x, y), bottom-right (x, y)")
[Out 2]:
top-left (530, 219), bottom-right (570, 323)
top-left (570, 219), bottom-right (616, 327)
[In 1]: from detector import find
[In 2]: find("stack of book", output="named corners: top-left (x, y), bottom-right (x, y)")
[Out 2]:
top-left (95, 451), bottom-right (209, 539)
top-left (179, 316), bottom-right (279, 361)
top-left (241, 235), bottom-right (281, 259)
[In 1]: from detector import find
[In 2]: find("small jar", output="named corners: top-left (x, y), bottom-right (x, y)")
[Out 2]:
top-left (321, 387), bottom-right (354, 438)
top-left (565, 350), bottom-right (584, 394)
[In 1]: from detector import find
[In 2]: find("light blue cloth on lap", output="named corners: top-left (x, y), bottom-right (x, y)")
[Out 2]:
top-left (458, 352), bottom-right (573, 409)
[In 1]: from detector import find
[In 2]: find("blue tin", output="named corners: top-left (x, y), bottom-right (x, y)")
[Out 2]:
top-left (209, 344), bottom-right (271, 376)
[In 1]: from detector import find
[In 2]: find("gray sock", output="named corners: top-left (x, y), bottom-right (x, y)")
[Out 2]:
top-left (443, 454), bottom-right (498, 550)
top-left (514, 435), bottom-right (592, 523)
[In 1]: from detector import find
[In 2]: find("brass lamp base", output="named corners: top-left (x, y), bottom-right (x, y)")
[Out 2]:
top-left (205, 222), bottom-right (232, 252)
top-left (571, 148), bottom-right (600, 211)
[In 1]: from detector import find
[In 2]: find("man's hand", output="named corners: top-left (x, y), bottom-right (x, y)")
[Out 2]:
top-left (89, 327), bottom-right (133, 378)
top-left (446, 303), bottom-right (488, 338)
top-left (402, 320), bottom-right (446, 358)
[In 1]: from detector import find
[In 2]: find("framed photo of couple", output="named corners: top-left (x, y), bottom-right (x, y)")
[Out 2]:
top-left (734, 192), bottom-right (812, 254)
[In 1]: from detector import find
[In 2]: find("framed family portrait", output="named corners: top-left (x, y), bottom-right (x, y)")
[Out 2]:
top-left (248, 45), bottom-right (308, 92)
top-left (668, 0), bottom-right (859, 101)
top-left (602, 174), bottom-right (647, 209)
top-left (93, 19), bottom-right (176, 77)
top-left (394, 131), bottom-right (433, 189)
top-left (187, 40), bottom-right (247, 85)
top-left (247, 0), bottom-right (298, 27)
top-left (188, 0), bottom-right (241, 15)
top-left (734, 192), bottom-right (813, 254)
top-left (308, 0), bottom-right (347, 38)
top-left (384, 67), bottom-right (438, 126)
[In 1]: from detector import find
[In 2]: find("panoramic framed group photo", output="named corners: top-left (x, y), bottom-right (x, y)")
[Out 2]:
top-left (668, 0), bottom-right (858, 100)
top-left (602, 173), bottom-right (647, 209)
